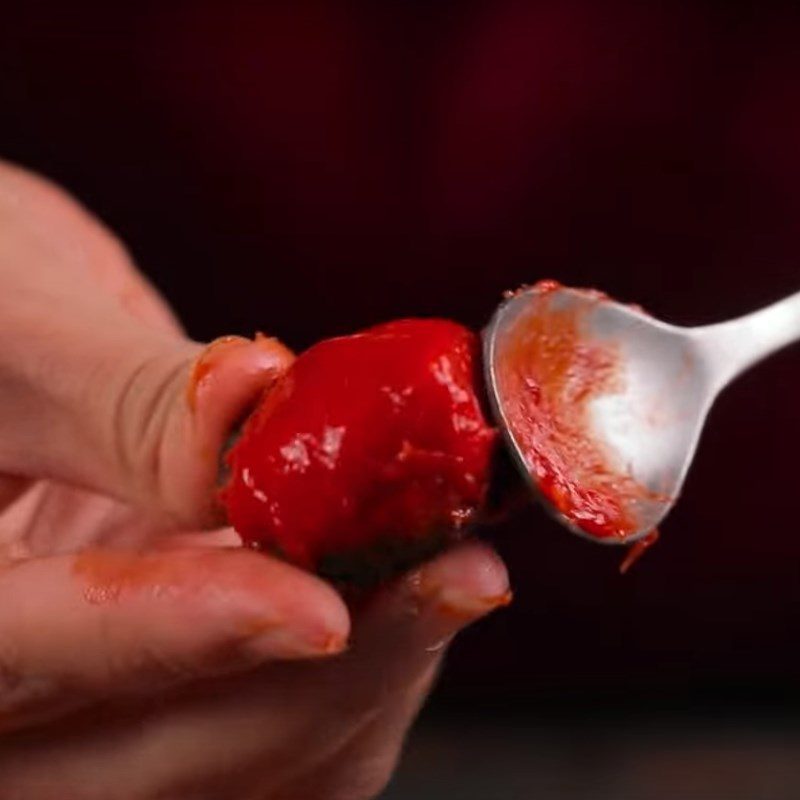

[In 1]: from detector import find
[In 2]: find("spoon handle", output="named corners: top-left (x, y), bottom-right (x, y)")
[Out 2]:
top-left (691, 289), bottom-right (800, 390)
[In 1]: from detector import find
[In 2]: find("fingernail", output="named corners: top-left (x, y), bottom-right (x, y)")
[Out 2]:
top-left (410, 571), bottom-right (512, 620)
top-left (409, 544), bottom-right (512, 621)
top-left (320, 632), bottom-right (349, 655)
top-left (245, 621), bottom-right (348, 661)
top-left (434, 588), bottom-right (513, 620)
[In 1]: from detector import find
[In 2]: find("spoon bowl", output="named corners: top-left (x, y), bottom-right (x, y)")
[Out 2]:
top-left (483, 283), bottom-right (800, 543)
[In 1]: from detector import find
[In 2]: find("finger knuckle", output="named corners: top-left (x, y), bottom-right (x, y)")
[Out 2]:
top-left (108, 350), bottom-right (189, 510)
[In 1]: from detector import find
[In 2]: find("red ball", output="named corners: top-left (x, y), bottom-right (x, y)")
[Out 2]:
top-left (220, 319), bottom-right (497, 583)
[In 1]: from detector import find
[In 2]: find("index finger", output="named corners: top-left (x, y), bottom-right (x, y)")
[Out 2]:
top-left (0, 544), bottom-right (350, 733)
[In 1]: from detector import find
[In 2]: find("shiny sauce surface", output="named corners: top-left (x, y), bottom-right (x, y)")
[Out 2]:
top-left (221, 319), bottom-right (497, 572)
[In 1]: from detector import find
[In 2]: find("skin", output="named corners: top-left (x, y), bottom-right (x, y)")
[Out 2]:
top-left (0, 160), bottom-right (510, 800)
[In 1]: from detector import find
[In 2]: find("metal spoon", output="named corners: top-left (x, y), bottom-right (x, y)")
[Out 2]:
top-left (483, 284), bottom-right (800, 544)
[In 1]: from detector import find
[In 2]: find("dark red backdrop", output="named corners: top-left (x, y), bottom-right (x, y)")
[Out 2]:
top-left (3, 0), bottom-right (799, 708)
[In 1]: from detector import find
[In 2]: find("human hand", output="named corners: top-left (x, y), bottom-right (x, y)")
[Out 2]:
top-left (0, 161), bottom-right (511, 799)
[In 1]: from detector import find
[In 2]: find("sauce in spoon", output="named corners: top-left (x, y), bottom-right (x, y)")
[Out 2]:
top-left (493, 281), bottom-right (660, 544)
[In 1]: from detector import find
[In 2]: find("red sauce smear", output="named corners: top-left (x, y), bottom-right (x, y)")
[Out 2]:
top-left (495, 280), bottom-right (655, 541)
top-left (72, 549), bottom-right (213, 605)
top-left (187, 335), bottom-right (245, 412)
top-left (618, 529), bottom-right (660, 574)
top-left (186, 332), bottom-right (291, 413)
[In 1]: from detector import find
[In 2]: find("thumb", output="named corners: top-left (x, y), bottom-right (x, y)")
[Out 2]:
top-left (0, 303), bottom-right (291, 525)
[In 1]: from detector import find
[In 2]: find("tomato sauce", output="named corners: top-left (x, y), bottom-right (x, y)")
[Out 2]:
top-left (494, 281), bottom-right (655, 542)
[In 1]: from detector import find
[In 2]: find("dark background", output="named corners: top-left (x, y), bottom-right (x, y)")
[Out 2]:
top-left (2, 1), bottom-right (800, 796)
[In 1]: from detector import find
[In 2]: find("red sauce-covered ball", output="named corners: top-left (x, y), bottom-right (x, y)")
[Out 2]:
top-left (220, 319), bottom-right (497, 582)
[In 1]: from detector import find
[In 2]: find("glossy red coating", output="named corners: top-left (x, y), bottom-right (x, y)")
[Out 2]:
top-left (220, 319), bottom-right (497, 579)
top-left (495, 281), bottom-right (654, 541)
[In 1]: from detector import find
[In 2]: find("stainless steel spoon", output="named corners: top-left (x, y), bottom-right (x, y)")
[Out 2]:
top-left (483, 284), bottom-right (800, 544)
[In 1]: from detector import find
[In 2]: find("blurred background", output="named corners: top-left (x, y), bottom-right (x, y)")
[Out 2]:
top-left (2, 1), bottom-right (800, 796)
